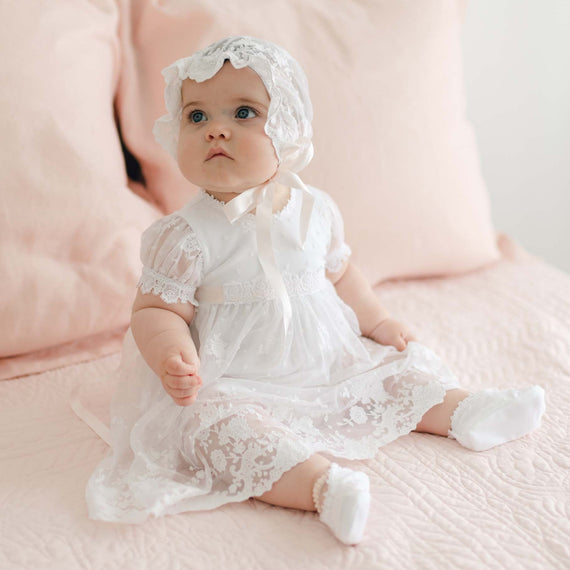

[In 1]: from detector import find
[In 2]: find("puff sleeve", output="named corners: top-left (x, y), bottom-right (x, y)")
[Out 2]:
top-left (323, 193), bottom-right (352, 273)
top-left (137, 214), bottom-right (203, 306)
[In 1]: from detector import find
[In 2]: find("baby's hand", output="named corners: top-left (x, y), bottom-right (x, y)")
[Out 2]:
top-left (369, 318), bottom-right (416, 352)
top-left (160, 351), bottom-right (202, 406)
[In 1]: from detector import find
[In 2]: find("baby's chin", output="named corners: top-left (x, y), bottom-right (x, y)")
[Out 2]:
top-left (201, 177), bottom-right (275, 195)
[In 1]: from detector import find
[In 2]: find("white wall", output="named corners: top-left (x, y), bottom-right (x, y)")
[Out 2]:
top-left (460, 1), bottom-right (570, 274)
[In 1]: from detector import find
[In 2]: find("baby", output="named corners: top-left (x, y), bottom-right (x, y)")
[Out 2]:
top-left (86, 36), bottom-right (546, 545)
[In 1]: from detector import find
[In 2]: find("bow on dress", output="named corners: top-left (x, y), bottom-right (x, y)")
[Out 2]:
top-left (223, 170), bottom-right (315, 335)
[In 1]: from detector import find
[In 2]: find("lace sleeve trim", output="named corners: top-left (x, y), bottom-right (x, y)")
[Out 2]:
top-left (325, 243), bottom-right (352, 274)
top-left (138, 267), bottom-right (199, 306)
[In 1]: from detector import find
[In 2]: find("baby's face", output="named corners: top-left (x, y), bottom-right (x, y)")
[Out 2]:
top-left (178, 62), bottom-right (278, 194)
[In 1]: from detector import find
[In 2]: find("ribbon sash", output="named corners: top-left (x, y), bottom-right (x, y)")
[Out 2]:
top-left (223, 171), bottom-right (314, 334)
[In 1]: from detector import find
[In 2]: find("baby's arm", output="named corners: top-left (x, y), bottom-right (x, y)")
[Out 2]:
top-left (131, 290), bottom-right (202, 406)
top-left (327, 260), bottom-right (415, 351)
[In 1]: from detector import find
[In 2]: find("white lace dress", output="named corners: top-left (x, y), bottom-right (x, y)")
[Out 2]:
top-left (86, 186), bottom-right (460, 523)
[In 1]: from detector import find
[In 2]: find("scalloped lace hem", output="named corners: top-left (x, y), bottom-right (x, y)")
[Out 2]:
top-left (138, 267), bottom-right (199, 305)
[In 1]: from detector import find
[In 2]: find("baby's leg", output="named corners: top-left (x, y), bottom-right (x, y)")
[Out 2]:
top-left (415, 386), bottom-right (546, 451)
top-left (256, 453), bottom-right (330, 511)
top-left (414, 388), bottom-right (470, 436)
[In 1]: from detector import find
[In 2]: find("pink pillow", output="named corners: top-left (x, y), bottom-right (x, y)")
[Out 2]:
top-left (117, 0), bottom-right (499, 283)
top-left (0, 1), bottom-right (159, 379)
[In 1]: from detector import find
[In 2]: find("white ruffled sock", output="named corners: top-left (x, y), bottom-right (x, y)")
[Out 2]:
top-left (448, 385), bottom-right (546, 451)
top-left (313, 463), bottom-right (370, 545)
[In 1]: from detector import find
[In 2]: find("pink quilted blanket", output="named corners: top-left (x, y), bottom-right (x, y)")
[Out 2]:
top-left (1, 235), bottom-right (568, 569)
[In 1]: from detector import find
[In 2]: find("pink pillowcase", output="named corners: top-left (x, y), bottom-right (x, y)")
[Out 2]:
top-left (0, 1), bottom-right (159, 379)
top-left (116, 0), bottom-right (500, 283)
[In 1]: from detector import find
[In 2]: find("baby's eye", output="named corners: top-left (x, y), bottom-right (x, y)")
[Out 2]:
top-left (235, 106), bottom-right (257, 120)
top-left (189, 110), bottom-right (206, 123)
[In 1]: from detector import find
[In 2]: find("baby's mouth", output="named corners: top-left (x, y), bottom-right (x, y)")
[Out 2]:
top-left (206, 147), bottom-right (232, 161)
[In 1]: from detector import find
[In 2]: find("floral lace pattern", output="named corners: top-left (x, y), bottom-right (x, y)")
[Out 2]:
top-left (202, 333), bottom-right (228, 360)
top-left (188, 407), bottom-right (313, 498)
top-left (86, 334), bottom-right (454, 523)
top-left (220, 268), bottom-right (327, 304)
top-left (138, 267), bottom-right (199, 305)
top-left (137, 214), bottom-right (203, 305)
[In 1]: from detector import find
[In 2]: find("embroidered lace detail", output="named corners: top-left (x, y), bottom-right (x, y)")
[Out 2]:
top-left (189, 407), bottom-right (313, 498)
top-left (275, 371), bottom-right (447, 459)
top-left (222, 267), bottom-right (326, 304)
top-left (86, 344), bottom-right (451, 523)
top-left (202, 333), bottom-right (228, 360)
top-left (138, 267), bottom-right (198, 305)
top-left (325, 243), bottom-right (352, 273)
top-left (138, 215), bottom-right (203, 305)
top-left (312, 468), bottom-right (329, 513)
top-left (179, 230), bottom-right (202, 258)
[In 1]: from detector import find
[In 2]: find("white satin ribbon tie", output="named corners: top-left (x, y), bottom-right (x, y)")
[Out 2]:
top-left (222, 171), bottom-right (314, 334)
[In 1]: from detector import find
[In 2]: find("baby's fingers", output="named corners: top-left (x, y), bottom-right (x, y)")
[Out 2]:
top-left (166, 373), bottom-right (202, 390)
top-left (391, 328), bottom-right (411, 351)
top-left (394, 335), bottom-right (408, 351)
top-left (168, 382), bottom-right (201, 397)
top-left (396, 329), bottom-right (417, 351)
top-left (164, 376), bottom-right (202, 406)
top-left (164, 354), bottom-right (197, 376)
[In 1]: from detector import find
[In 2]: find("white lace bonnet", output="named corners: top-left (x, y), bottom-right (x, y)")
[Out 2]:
top-left (153, 35), bottom-right (314, 173)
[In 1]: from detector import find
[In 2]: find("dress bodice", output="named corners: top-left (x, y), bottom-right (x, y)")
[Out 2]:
top-left (138, 185), bottom-right (351, 308)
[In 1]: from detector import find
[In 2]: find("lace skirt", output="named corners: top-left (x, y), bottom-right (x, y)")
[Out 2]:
top-left (86, 291), bottom-right (460, 523)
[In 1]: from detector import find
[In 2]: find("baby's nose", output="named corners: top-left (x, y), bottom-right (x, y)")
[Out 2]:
top-left (206, 121), bottom-right (230, 140)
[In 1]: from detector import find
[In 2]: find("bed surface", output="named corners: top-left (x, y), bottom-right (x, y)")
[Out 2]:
top-left (1, 235), bottom-right (569, 570)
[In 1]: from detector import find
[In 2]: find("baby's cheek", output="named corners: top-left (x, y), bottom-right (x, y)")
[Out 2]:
top-left (252, 139), bottom-right (279, 169)
top-left (177, 140), bottom-right (201, 180)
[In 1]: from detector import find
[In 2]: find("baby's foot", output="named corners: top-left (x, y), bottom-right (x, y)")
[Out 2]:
top-left (448, 385), bottom-right (546, 451)
top-left (313, 463), bottom-right (370, 545)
